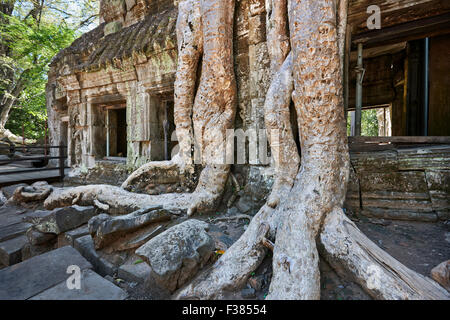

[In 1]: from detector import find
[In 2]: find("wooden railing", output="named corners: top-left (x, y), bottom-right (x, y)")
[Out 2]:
top-left (0, 145), bottom-right (68, 185)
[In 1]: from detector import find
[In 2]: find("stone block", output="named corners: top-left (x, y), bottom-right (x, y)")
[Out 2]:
top-left (34, 206), bottom-right (96, 235)
top-left (118, 262), bottom-right (151, 283)
top-left (0, 235), bottom-right (28, 266)
top-left (0, 246), bottom-right (92, 300)
top-left (136, 219), bottom-right (215, 292)
top-left (30, 269), bottom-right (127, 300)
top-left (74, 235), bottom-right (116, 277)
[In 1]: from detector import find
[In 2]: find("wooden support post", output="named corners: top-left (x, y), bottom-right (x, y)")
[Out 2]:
top-left (59, 143), bottom-right (65, 181)
top-left (106, 109), bottom-right (110, 157)
top-left (44, 121), bottom-right (48, 157)
top-left (355, 43), bottom-right (364, 136)
top-left (344, 25), bottom-right (351, 122)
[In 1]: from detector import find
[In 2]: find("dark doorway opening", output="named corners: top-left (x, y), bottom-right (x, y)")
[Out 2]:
top-left (107, 106), bottom-right (127, 159)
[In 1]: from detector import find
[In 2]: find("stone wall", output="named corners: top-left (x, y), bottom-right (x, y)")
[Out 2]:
top-left (346, 145), bottom-right (450, 222)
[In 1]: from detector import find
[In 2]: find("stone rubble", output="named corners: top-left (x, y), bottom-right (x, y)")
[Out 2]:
top-left (136, 219), bottom-right (215, 293)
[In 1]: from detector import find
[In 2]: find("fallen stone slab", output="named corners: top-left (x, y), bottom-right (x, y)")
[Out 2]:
top-left (74, 235), bottom-right (116, 277)
top-left (33, 206), bottom-right (96, 235)
top-left (431, 260), bottom-right (450, 291)
top-left (136, 219), bottom-right (215, 293)
top-left (58, 225), bottom-right (90, 247)
top-left (88, 205), bottom-right (174, 249)
top-left (0, 222), bottom-right (33, 242)
top-left (118, 262), bottom-right (152, 283)
top-left (0, 235), bottom-right (28, 266)
top-left (30, 269), bottom-right (127, 300)
top-left (0, 246), bottom-right (92, 300)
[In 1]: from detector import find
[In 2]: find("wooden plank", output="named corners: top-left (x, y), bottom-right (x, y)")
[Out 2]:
top-left (352, 12), bottom-right (450, 48)
top-left (349, 136), bottom-right (450, 144)
top-left (349, 0), bottom-right (450, 35)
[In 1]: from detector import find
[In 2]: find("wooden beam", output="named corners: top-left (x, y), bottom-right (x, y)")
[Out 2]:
top-left (352, 13), bottom-right (450, 48)
top-left (349, 0), bottom-right (450, 35)
top-left (348, 136), bottom-right (450, 144)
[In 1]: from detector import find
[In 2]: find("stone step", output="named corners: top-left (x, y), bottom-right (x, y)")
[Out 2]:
top-left (0, 235), bottom-right (28, 266)
top-left (0, 246), bottom-right (92, 300)
top-left (30, 269), bottom-right (127, 300)
top-left (74, 235), bottom-right (116, 277)
top-left (0, 222), bottom-right (32, 242)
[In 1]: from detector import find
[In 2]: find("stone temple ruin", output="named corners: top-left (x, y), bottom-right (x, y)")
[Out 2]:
top-left (0, 0), bottom-right (450, 300)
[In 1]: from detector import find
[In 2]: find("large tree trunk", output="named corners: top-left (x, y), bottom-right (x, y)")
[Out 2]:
top-left (175, 0), bottom-right (450, 300)
top-left (187, 0), bottom-right (237, 215)
top-left (51, 0), bottom-right (237, 217)
top-left (264, 0), bottom-right (300, 209)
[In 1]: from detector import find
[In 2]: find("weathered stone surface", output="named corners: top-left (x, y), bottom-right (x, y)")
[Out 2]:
top-left (431, 260), bottom-right (450, 291)
top-left (88, 205), bottom-right (173, 249)
top-left (118, 262), bottom-right (151, 283)
top-left (11, 183), bottom-right (53, 203)
top-left (136, 219), bottom-right (215, 292)
top-left (58, 224), bottom-right (90, 247)
top-left (0, 222), bottom-right (32, 242)
top-left (74, 235), bottom-right (116, 277)
top-left (26, 228), bottom-right (56, 246)
top-left (21, 241), bottom-right (56, 261)
top-left (1, 183), bottom-right (27, 199)
top-left (115, 224), bottom-right (165, 251)
top-left (34, 206), bottom-right (96, 234)
top-left (30, 269), bottom-right (127, 300)
top-left (0, 246), bottom-right (92, 300)
top-left (22, 209), bottom-right (52, 223)
top-left (0, 235), bottom-right (28, 266)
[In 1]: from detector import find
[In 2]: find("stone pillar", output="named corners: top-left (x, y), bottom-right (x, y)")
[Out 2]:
top-left (247, 0), bottom-right (270, 166)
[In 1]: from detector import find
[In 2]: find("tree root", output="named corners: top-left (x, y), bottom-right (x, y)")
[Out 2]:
top-left (0, 128), bottom-right (36, 145)
top-left (44, 185), bottom-right (194, 215)
top-left (175, 204), bottom-right (450, 300)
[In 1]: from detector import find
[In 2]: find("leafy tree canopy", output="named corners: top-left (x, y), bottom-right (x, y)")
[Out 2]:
top-left (0, 0), bottom-right (99, 141)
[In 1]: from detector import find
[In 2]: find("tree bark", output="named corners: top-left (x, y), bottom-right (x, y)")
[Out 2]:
top-left (44, 185), bottom-right (193, 215)
top-left (264, 0), bottom-right (300, 209)
top-left (121, 0), bottom-right (237, 216)
top-left (176, 0), bottom-right (449, 301)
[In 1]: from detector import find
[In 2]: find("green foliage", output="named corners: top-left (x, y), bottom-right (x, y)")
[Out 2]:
top-left (361, 109), bottom-right (379, 137)
top-left (347, 109), bottom-right (380, 137)
top-left (0, 0), bottom-right (99, 140)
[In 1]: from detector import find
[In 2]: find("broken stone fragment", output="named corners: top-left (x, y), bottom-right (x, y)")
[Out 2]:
top-left (118, 262), bottom-right (151, 283)
top-left (58, 225), bottom-right (90, 247)
top-left (11, 182), bottom-right (53, 203)
top-left (0, 235), bottom-right (28, 266)
top-left (74, 235), bottom-right (117, 277)
top-left (33, 206), bottom-right (96, 235)
top-left (135, 219), bottom-right (215, 293)
top-left (88, 205), bottom-right (174, 249)
top-left (431, 260), bottom-right (450, 291)
top-left (26, 228), bottom-right (56, 246)
top-left (1, 183), bottom-right (27, 200)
